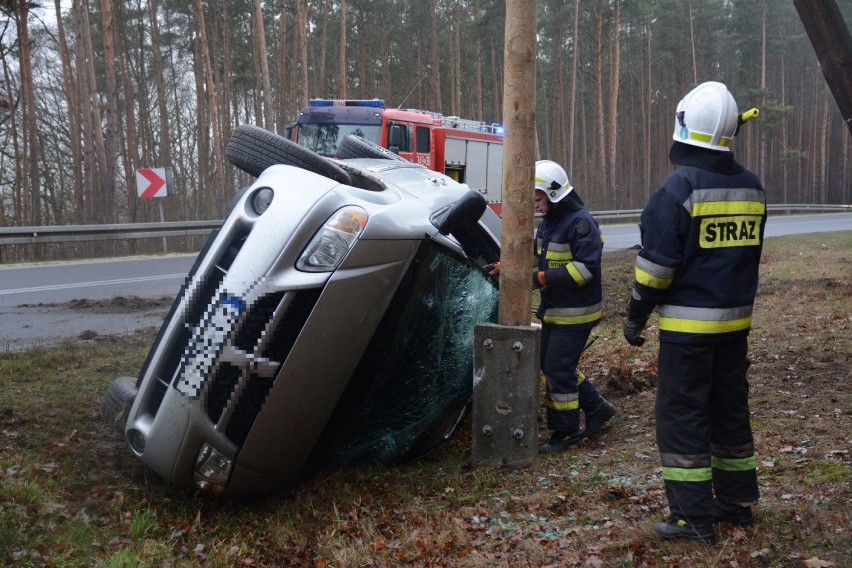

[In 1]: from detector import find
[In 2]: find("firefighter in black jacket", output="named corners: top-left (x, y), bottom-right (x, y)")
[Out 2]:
top-left (623, 82), bottom-right (764, 544)
top-left (533, 160), bottom-right (615, 453)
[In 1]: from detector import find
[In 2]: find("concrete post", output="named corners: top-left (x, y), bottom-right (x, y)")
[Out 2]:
top-left (471, 323), bottom-right (540, 467)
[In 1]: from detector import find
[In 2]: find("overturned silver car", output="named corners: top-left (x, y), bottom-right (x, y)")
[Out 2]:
top-left (103, 127), bottom-right (501, 495)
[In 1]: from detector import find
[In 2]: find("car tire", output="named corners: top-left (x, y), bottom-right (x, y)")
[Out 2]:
top-left (226, 124), bottom-right (352, 185)
top-left (101, 376), bottom-right (138, 435)
top-left (337, 134), bottom-right (408, 162)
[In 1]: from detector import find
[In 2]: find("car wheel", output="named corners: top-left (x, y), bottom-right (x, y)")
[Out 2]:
top-left (337, 134), bottom-right (407, 162)
top-left (101, 376), bottom-right (138, 435)
top-left (226, 124), bottom-right (352, 185)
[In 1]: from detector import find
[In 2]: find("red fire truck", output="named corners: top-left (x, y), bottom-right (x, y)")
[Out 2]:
top-left (286, 99), bottom-right (505, 214)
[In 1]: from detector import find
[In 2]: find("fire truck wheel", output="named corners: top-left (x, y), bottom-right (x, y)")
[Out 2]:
top-left (226, 124), bottom-right (352, 185)
top-left (337, 134), bottom-right (408, 162)
top-left (101, 375), bottom-right (138, 436)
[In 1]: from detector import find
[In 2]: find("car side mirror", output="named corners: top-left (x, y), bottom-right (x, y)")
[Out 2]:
top-left (430, 190), bottom-right (487, 235)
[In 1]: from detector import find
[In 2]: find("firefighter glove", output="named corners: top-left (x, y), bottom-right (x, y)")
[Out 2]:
top-left (624, 292), bottom-right (654, 347)
top-left (533, 270), bottom-right (547, 289)
top-left (623, 318), bottom-right (647, 347)
top-left (483, 261), bottom-right (501, 276)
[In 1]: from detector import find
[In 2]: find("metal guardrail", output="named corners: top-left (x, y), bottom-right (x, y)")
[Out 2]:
top-left (0, 220), bottom-right (221, 246)
top-left (0, 205), bottom-right (848, 246)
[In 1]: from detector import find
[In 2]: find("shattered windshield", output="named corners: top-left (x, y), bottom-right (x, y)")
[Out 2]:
top-left (298, 124), bottom-right (382, 157)
top-left (305, 239), bottom-right (499, 472)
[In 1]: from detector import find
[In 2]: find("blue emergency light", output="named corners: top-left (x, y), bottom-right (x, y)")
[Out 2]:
top-left (309, 99), bottom-right (385, 109)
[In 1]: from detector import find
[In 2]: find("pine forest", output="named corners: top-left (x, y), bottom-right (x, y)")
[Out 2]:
top-left (0, 0), bottom-right (850, 259)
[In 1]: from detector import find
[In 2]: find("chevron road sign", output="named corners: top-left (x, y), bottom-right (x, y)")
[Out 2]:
top-left (136, 167), bottom-right (174, 199)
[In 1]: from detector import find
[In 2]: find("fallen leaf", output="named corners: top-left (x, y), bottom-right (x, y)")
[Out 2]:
top-left (803, 557), bottom-right (834, 567)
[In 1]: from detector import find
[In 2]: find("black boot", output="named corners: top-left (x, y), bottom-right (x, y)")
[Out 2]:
top-left (712, 500), bottom-right (753, 526)
top-left (539, 430), bottom-right (583, 453)
top-left (652, 517), bottom-right (716, 544)
top-left (584, 396), bottom-right (615, 438)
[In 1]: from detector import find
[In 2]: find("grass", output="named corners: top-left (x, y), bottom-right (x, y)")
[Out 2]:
top-left (1, 232), bottom-right (850, 566)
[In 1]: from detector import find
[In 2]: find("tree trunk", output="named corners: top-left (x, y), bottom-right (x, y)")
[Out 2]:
top-left (475, 0), bottom-right (484, 120)
top-left (0, 32), bottom-right (23, 226)
top-left (606, 0), bottom-right (621, 206)
top-left (149, 0), bottom-right (172, 169)
top-left (357, 5), bottom-right (367, 98)
top-left (193, 28), bottom-right (210, 220)
top-left (14, 0), bottom-right (40, 226)
top-left (116, 6), bottom-right (141, 224)
top-left (568, 0), bottom-right (579, 176)
top-left (253, 0), bottom-right (273, 129)
top-left (100, 0), bottom-right (119, 228)
top-left (339, 0), bottom-right (346, 98)
top-left (277, 0), bottom-right (289, 126)
top-left (318, 0), bottom-right (329, 95)
top-left (194, 0), bottom-right (226, 215)
top-left (295, 0), bottom-right (309, 107)
top-left (452, 2), bottom-right (462, 116)
top-left (499, 0), bottom-right (536, 327)
top-left (54, 0), bottom-right (84, 225)
top-left (428, 0), bottom-right (441, 110)
top-left (593, 5), bottom-right (606, 194)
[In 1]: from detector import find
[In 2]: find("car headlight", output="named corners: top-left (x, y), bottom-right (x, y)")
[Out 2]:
top-left (194, 443), bottom-right (233, 493)
top-left (250, 187), bottom-right (274, 215)
top-left (297, 206), bottom-right (368, 272)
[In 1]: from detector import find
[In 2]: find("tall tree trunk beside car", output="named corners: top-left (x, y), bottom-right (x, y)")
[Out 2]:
top-left (592, 4), bottom-right (606, 194)
top-left (568, 0), bottom-right (579, 176)
top-left (149, 0), bottom-right (172, 173)
top-left (0, 26), bottom-right (23, 228)
top-left (499, 0), bottom-right (536, 327)
top-left (294, 0), bottom-right (309, 108)
top-left (13, 0), bottom-right (40, 227)
top-left (428, 0), bottom-right (441, 111)
top-left (100, 0), bottom-right (119, 236)
top-left (606, 0), bottom-right (620, 206)
top-left (194, 0), bottom-right (226, 216)
top-left (357, 6), bottom-right (372, 99)
top-left (54, 0), bottom-right (84, 226)
top-left (339, 0), bottom-right (346, 99)
top-left (73, 0), bottom-right (96, 237)
top-left (277, 0), bottom-right (290, 122)
top-left (192, 29), bottom-right (210, 221)
top-left (475, 0), bottom-right (484, 120)
top-left (80, 3), bottom-right (108, 230)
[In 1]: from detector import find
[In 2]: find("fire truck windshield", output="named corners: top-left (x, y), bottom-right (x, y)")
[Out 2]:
top-left (297, 123), bottom-right (382, 157)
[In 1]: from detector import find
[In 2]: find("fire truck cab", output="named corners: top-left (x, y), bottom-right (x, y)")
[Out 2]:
top-left (286, 99), bottom-right (505, 213)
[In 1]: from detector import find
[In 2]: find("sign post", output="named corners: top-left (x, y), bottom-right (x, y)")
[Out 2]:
top-left (136, 167), bottom-right (175, 254)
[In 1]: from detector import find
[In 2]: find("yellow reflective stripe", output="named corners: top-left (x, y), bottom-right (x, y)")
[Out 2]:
top-left (712, 455), bottom-right (756, 472)
top-left (543, 309), bottom-right (602, 325)
top-left (690, 131), bottom-right (731, 147)
top-left (577, 370), bottom-right (586, 385)
top-left (545, 398), bottom-right (580, 411)
top-left (546, 250), bottom-right (573, 261)
top-left (566, 263), bottom-right (587, 286)
top-left (692, 200), bottom-right (766, 217)
top-left (636, 266), bottom-right (672, 289)
top-left (659, 315), bottom-right (752, 334)
top-left (662, 466), bottom-right (713, 482)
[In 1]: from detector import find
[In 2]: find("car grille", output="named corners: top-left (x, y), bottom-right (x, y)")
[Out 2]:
top-left (141, 227), bottom-right (249, 419)
top-left (139, 221), bottom-right (323, 449)
top-left (214, 288), bottom-right (322, 447)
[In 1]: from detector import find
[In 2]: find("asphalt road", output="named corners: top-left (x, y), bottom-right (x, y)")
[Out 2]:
top-left (0, 212), bottom-right (849, 351)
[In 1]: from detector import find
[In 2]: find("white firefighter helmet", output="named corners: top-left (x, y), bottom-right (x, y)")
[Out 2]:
top-left (534, 160), bottom-right (573, 203)
top-left (672, 81), bottom-right (739, 152)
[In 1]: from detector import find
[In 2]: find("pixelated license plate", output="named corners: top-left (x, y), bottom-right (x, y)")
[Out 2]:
top-left (176, 293), bottom-right (244, 397)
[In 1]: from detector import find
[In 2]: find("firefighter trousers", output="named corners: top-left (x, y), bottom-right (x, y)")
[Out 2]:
top-left (540, 324), bottom-right (601, 434)
top-left (656, 338), bottom-right (760, 525)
